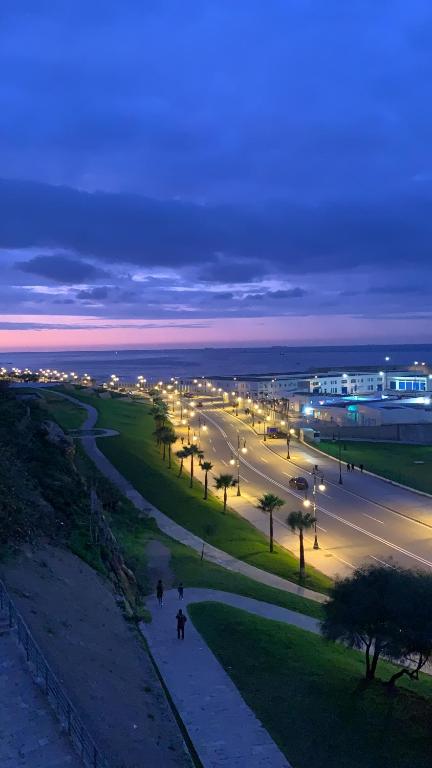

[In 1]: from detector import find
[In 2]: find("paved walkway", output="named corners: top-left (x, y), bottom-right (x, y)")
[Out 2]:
top-left (0, 631), bottom-right (81, 768)
top-left (54, 391), bottom-right (325, 604)
top-left (142, 588), bottom-right (318, 768)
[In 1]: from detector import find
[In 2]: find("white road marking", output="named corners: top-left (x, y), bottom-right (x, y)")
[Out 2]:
top-left (363, 513), bottom-right (384, 525)
top-left (316, 525), bottom-right (327, 533)
top-left (240, 476), bottom-right (250, 483)
top-left (331, 554), bottom-right (355, 569)
top-left (282, 471), bottom-right (291, 477)
top-left (221, 459), bottom-right (228, 466)
top-left (204, 411), bottom-right (432, 570)
top-left (212, 446), bottom-right (216, 453)
top-left (261, 457), bottom-right (269, 463)
top-left (369, 555), bottom-right (396, 569)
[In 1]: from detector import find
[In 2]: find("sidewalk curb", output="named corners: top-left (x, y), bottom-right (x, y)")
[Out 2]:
top-left (300, 438), bottom-right (432, 501)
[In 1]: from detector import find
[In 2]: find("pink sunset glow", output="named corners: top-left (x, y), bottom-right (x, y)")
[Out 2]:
top-left (0, 314), bottom-right (430, 351)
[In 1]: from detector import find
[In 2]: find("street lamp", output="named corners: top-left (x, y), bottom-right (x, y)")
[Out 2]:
top-left (303, 470), bottom-right (325, 549)
top-left (338, 426), bottom-right (343, 484)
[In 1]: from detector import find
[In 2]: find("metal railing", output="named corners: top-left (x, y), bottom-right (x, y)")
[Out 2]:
top-left (0, 580), bottom-right (110, 768)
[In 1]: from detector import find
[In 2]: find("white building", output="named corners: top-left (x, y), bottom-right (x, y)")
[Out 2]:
top-left (235, 371), bottom-right (385, 399)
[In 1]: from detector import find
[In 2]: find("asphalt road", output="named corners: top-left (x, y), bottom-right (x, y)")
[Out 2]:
top-left (173, 399), bottom-right (432, 578)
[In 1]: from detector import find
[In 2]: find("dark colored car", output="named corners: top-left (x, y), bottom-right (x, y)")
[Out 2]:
top-left (288, 476), bottom-right (309, 491)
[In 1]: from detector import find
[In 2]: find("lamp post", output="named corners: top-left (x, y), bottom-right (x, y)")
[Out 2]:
top-left (338, 426), bottom-right (343, 484)
top-left (230, 432), bottom-right (247, 496)
top-left (303, 470), bottom-right (325, 549)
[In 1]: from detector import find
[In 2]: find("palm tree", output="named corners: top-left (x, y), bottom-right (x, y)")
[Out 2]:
top-left (159, 427), bottom-right (176, 462)
top-left (214, 473), bottom-right (237, 512)
top-left (153, 425), bottom-right (165, 449)
top-left (287, 510), bottom-right (316, 580)
top-left (257, 493), bottom-right (285, 553)
top-left (201, 461), bottom-right (214, 500)
top-left (184, 444), bottom-right (204, 488)
top-left (176, 449), bottom-right (188, 477)
top-left (165, 430), bottom-right (178, 469)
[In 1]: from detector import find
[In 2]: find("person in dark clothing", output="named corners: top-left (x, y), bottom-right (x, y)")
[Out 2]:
top-left (156, 579), bottom-right (164, 607)
top-left (176, 609), bottom-right (187, 639)
top-left (178, 582), bottom-right (184, 600)
top-left (360, 464), bottom-right (364, 473)
top-left (346, 463), bottom-right (351, 472)
top-left (351, 463), bottom-right (355, 471)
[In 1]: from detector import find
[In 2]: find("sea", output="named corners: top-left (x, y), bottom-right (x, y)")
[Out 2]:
top-left (1, 344), bottom-right (432, 384)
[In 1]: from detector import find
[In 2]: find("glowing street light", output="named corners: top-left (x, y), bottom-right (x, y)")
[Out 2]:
top-left (304, 470), bottom-right (326, 549)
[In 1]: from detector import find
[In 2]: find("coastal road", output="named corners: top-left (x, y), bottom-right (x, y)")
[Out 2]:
top-left (175, 400), bottom-right (432, 578)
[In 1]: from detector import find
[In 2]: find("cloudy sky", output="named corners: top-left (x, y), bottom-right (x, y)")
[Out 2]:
top-left (1, 0), bottom-right (432, 350)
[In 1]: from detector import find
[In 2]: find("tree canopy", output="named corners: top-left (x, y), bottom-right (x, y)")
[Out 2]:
top-left (322, 564), bottom-right (432, 686)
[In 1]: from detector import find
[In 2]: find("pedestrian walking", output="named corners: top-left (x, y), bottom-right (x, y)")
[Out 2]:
top-left (360, 464), bottom-right (364, 473)
top-left (156, 579), bottom-right (164, 607)
top-left (351, 463), bottom-right (355, 471)
top-left (346, 463), bottom-right (351, 472)
top-left (176, 609), bottom-right (187, 640)
top-left (178, 582), bottom-right (184, 600)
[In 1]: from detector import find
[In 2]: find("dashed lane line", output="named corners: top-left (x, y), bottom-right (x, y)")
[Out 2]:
top-left (202, 411), bottom-right (432, 571)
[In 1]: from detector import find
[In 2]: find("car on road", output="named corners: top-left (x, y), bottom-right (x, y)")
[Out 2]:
top-left (288, 476), bottom-right (309, 491)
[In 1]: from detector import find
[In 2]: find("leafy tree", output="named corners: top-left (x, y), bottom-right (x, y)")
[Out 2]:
top-left (214, 473), bottom-right (237, 512)
top-left (286, 510), bottom-right (316, 579)
top-left (257, 493), bottom-right (285, 553)
top-left (322, 565), bottom-right (432, 685)
top-left (201, 461), bottom-right (213, 500)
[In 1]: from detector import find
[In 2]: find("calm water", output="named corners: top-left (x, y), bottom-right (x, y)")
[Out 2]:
top-left (1, 344), bottom-right (431, 383)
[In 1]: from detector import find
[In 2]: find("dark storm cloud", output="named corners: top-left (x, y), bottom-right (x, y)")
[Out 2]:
top-left (2, 179), bottom-right (432, 277)
top-left (16, 253), bottom-right (108, 283)
top-left (76, 286), bottom-right (110, 300)
top-left (1, 1), bottom-right (432, 329)
top-left (266, 289), bottom-right (307, 299)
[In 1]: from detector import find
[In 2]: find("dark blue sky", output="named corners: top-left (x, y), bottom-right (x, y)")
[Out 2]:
top-left (1, 1), bottom-right (431, 349)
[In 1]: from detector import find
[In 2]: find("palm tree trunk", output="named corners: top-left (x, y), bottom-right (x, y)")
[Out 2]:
top-left (190, 454), bottom-right (194, 488)
top-left (168, 443), bottom-right (172, 469)
top-left (178, 459), bottom-right (183, 477)
top-left (269, 510), bottom-right (274, 553)
top-left (204, 472), bottom-right (208, 500)
top-left (162, 442), bottom-right (166, 461)
top-left (223, 487), bottom-right (227, 512)
top-left (299, 529), bottom-right (305, 579)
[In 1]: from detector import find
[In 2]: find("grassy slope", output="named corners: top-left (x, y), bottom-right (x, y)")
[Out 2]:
top-left (32, 389), bottom-right (87, 430)
top-left (42, 389), bottom-right (323, 618)
top-left (318, 439), bottom-right (432, 493)
top-left (190, 602), bottom-right (432, 768)
top-left (65, 390), bottom-right (331, 593)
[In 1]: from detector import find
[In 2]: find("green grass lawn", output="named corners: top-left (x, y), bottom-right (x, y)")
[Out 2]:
top-left (60, 389), bottom-right (331, 593)
top-left (318, 439), bottom-right (432, 493)
top-left (39, 388), bottom-right (324, 618)
top-left (110, 493), bottom-right (324, 619)
top-left (38, 389), bottom-right (87, 430)
top-left (190, 602), bottom-right (432, 768)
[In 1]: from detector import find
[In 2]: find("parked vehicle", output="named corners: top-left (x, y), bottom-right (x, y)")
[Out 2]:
top-left (288, 476), bottom-right (309, 491)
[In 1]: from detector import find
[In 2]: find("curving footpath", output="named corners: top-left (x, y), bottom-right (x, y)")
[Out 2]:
top-left (53, 392), bottom-right (326, 604)
top-left (141, 588), bottom-right (319, 768)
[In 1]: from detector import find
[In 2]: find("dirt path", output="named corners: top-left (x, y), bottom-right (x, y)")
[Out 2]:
top-left (1, 545), bottom-right (192, 768)
top-left (146, 539), bottom-right (175, 594)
